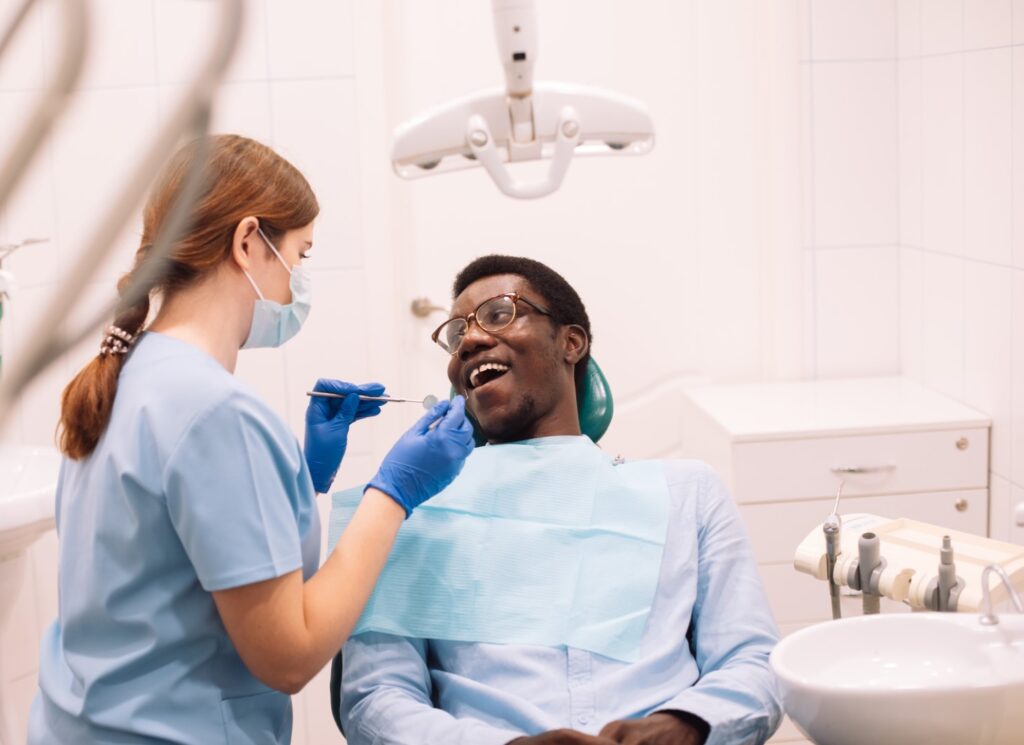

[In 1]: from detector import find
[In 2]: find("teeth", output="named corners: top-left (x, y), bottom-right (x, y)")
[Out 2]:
top-left (469, 362), bottom-right (510, 389)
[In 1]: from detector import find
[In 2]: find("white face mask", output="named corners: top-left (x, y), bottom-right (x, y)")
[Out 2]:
top-left (241, 227), bottom-right (312, 349)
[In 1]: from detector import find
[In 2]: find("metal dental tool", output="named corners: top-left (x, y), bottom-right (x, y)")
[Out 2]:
top-left (823, 482), bottom-right (844, 620)
top-left (306, 392), bottom-right (440, 410)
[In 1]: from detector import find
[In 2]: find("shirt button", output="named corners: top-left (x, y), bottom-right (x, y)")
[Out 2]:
top-left (576, 714), bottom-right (590, 725)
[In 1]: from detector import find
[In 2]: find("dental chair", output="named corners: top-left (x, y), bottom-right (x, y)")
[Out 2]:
top-left (328, 359), bottom-right (615, 735)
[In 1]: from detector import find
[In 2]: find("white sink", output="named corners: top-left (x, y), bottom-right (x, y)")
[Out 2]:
top-left (0, 445), bottom-right (60, 556)
top-left (771, 612), bottom-right (1024, 745)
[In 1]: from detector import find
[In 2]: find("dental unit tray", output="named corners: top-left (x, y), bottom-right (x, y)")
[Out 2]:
top-left (390, 0), bottom-right (654, 199)
top-left (794, 514), bottom-right (1024, 612)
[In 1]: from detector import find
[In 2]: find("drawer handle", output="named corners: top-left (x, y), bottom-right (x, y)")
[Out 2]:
top-left (830, 464), bottom-right (896, 475)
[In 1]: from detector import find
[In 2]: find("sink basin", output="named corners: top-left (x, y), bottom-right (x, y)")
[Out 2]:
top-left (0, 445), bottom-right (61, 556)
top-left (771, 612), bottom-right (1024, 745)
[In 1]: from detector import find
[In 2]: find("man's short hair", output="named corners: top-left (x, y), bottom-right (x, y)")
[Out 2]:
top-left (452, 255), bottom-right (592, 395)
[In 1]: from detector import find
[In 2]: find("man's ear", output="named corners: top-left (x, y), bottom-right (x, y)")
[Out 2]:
top-left (230, 216), bottom-right (261, 271)
top-left (563, 324), bottom-right (589, 364)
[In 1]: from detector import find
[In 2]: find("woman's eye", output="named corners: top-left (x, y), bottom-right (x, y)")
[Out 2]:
top-left (300, 252), bottom-right (311, 260)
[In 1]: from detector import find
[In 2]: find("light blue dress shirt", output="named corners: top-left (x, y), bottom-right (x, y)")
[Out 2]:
top-left (340, 458), bottom-right (782, 745)
top-left (28, 332), bottom-right (320, 745)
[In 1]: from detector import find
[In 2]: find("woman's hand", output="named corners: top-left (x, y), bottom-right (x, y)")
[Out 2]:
top-left (304, 378), bottom-right (385, 493)
top-left (367, 396), bottom-right (475, 515)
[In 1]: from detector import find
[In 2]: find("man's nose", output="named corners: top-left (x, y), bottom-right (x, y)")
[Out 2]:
top-left (458, 318), bottom-right (497, 358)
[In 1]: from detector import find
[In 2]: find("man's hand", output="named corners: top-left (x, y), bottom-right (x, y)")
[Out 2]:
top-left (597, 712), bottom-right (708, 744)
top-left (507, 730), bottom-right (617, 744)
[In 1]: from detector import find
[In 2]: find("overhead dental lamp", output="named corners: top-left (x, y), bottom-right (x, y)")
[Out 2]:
top-left (390, 0), bottom-right (655, 199)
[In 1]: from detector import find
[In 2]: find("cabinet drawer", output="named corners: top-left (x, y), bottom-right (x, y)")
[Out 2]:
top-left (738, 489), bottom-right (988, 564)
top-left (732, 428), bottom-right (987, 503)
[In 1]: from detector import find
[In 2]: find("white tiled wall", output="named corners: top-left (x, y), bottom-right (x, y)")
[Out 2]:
top-left (896, 0), bottom-right (1024, 546)
top-left (802, 0), bottom-right (1024, 549)
top-left (799, 0), bottom-right (901, 383)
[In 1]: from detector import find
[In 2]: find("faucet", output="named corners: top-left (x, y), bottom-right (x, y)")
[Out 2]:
top-left (0, 238), bottom-right (48, 379)
top-left (979, 564), bottom-right (1024, 626)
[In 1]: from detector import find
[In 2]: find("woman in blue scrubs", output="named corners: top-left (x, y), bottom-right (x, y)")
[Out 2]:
top-left (27, 134), bottom-right (474, 744)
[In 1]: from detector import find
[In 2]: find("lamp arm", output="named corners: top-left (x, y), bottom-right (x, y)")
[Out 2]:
top-left (491, 0), bottom-right (537, 97)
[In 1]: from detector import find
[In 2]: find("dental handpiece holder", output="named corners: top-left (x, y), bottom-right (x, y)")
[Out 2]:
top-left (795, 513), bottom-right (1024, 614)
top-left (845, 532), bottom-right (886, 615)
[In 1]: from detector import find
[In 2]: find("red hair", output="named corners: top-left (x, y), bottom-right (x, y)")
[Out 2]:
top-left (58, 134), bottom-right (319, 459)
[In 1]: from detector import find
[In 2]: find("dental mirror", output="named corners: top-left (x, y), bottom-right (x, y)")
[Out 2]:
top-left (306, 391), bottom-right (439, 410)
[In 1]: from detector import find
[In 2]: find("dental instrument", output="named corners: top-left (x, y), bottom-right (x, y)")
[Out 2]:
top-left (823, 483), bottom-right (843, 620)
top-left (795, 514), bottom-right (1024, 612)
top-left (0, 0), bottom-right (244, 434)
top-left (307, 392), bottom-right (440, 409)
top-left (390, 0), bottom-right (655, 199)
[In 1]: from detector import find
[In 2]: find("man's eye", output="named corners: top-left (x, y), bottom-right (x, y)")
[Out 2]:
top-left (483, 308), bottom-right (513, 325)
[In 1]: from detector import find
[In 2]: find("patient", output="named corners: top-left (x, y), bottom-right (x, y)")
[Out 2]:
top-left (338, 256), bottom-right (782, 745)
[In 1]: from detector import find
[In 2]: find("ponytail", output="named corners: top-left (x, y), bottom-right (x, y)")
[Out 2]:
top-left (58, 252), bottom-right (153, 460)
top-left (56, 134), bottom-right (319, 460)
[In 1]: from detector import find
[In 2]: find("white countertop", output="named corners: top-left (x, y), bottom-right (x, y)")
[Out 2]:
top-left (683, 377), bottom-right (991, 442)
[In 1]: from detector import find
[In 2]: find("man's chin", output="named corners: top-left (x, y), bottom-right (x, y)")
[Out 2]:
top-left (471, 396), bottom-right (538, 444)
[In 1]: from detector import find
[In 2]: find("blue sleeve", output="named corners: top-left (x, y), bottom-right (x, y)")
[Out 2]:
top-left (163, 391), bottom-right (308, 592)
top-left (659, 465), bottom-right (783, 745)
top-left (340, 632), bottom-right (525, 745)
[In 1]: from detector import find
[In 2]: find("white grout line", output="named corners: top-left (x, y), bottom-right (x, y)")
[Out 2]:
top-left (807, 0), bottom-right (818, 380)
top-left (960, 0), bottom-right (968, 403)
top-left (1010, 0), bottom-right (1017, 505)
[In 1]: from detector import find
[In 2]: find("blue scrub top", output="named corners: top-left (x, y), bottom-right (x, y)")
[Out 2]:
top-left (29, 332), bottom-right (320, 745)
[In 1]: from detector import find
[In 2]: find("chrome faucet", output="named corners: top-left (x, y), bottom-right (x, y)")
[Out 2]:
top-left (979, 564), bottom-right (1024, 626)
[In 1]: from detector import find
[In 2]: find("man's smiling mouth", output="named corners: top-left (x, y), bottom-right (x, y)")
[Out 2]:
top-left (467, 361), bottom-right (511, 391)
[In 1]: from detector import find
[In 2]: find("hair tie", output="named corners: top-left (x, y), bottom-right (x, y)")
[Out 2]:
top-left (99, 325), bottom-right (136, 357)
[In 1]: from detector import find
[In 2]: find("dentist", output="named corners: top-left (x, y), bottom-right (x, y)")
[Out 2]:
top-left (28, 134), bottom-right (474, 745)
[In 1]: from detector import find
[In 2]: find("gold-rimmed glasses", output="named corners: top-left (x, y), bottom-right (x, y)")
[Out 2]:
top-left (431, 292), bottom-right (551, 354)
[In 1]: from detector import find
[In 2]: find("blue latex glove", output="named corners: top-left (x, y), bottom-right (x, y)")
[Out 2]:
top-left (367, 396), bottom-right (475, 517)
top-left (305, 379), bottom-right (386, 493)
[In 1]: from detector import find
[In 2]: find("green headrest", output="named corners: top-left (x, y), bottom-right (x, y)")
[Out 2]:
top-left (456, 358), bottom-right (614, 446)
top-left (577, 358), bottom-right (614, 443)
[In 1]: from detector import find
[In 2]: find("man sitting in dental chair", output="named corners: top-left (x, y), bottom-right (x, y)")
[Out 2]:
top-left (334, 256), bottom-right (782, 745)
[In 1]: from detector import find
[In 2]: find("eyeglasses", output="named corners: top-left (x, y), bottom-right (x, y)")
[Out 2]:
top-left (431, 292), bottom-right (551, 354)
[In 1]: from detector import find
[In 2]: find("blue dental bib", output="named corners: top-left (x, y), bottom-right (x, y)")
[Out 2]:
top-left (328, 436), bottom-right (670, 662)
